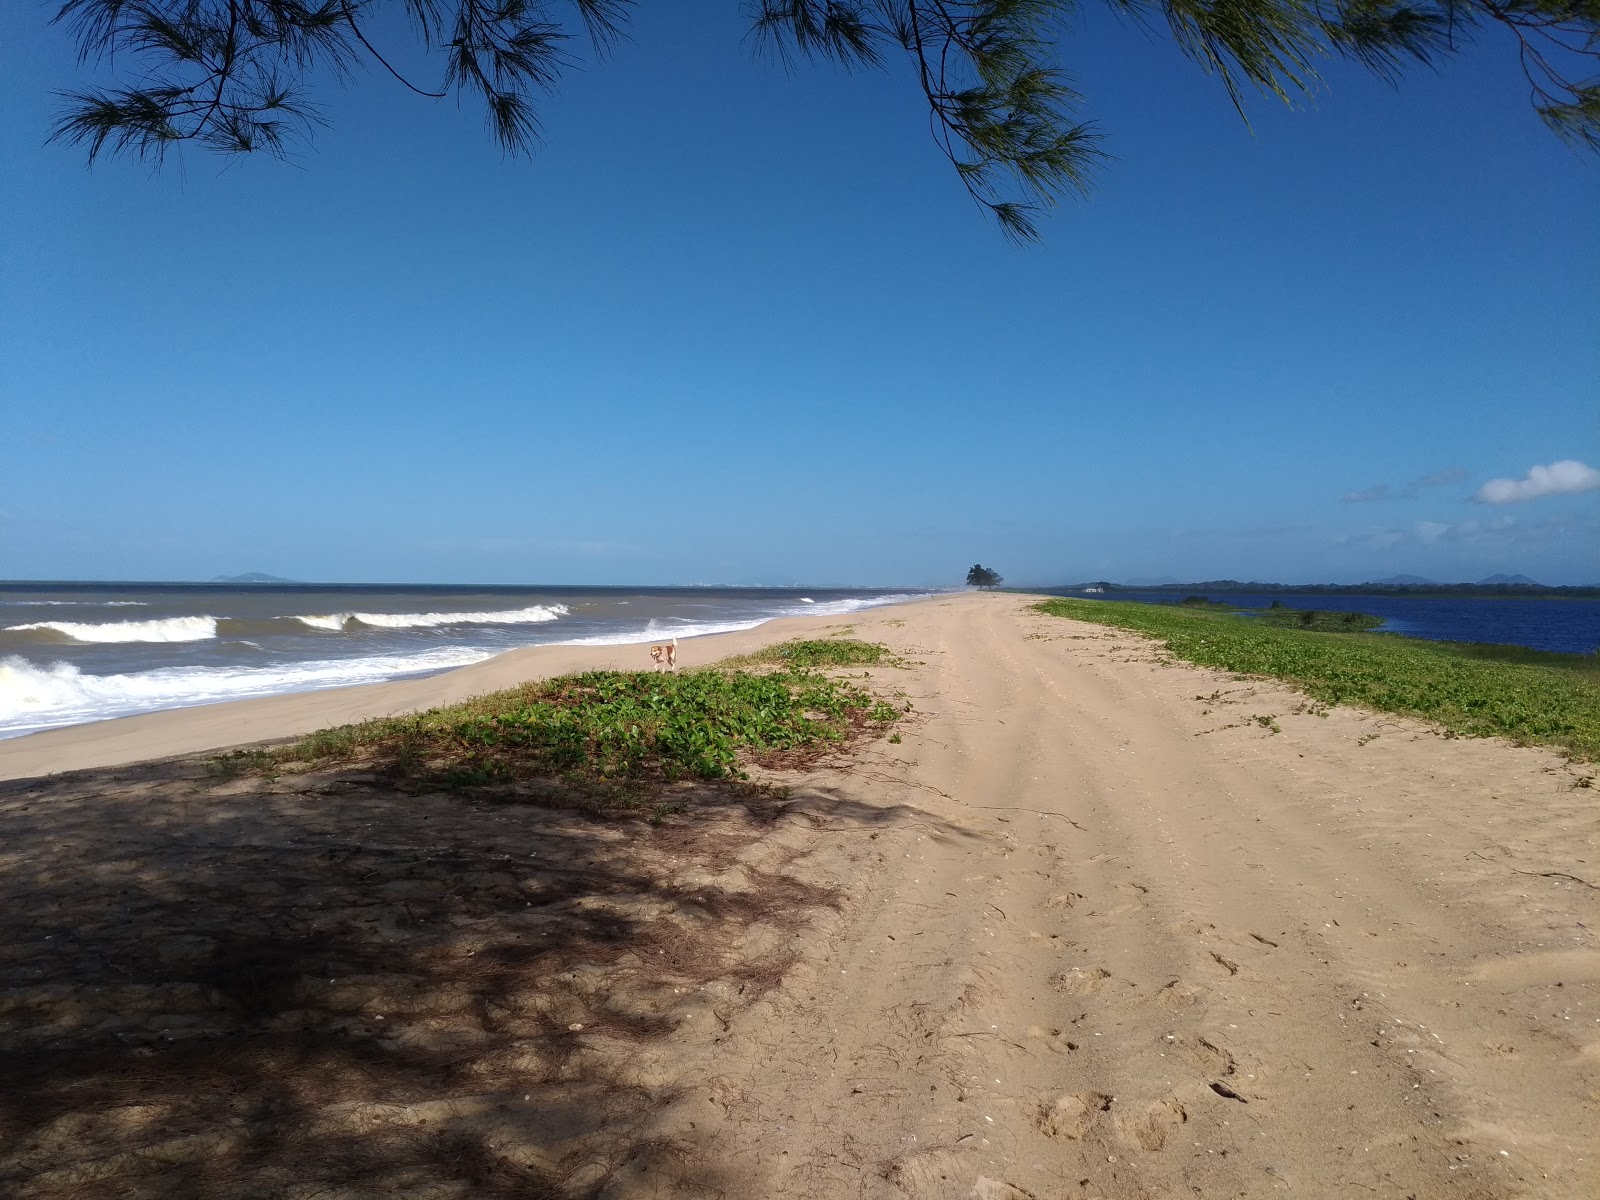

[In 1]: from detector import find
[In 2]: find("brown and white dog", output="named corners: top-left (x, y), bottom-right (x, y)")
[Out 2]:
top-left (648, 635), bottom-right (678, 672)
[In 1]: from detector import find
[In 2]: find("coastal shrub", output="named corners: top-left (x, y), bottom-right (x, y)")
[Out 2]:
top-left (1249, 606), bottom-right (1383, 632)
top-left (270, 653), bottom-right (901, 799)
top-left (1034, 597), bottom-right (1600, 760)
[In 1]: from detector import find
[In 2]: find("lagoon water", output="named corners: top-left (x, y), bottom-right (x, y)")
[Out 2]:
top-left (1065, 590), bottom-right (1600, 655)
top-left (0, 584), bottom-right (931, 738)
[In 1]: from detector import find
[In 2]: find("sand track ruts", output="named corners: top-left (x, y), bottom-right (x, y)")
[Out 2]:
top-left (605, 595), bottom-right (1597, 1199)
top-left (2, 593), bottom-right (1594, 1199)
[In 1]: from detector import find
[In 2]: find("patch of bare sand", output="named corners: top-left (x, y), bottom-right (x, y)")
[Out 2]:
top-left (4, 594), bottom-right (1597, 1199)
top-left (0, 739), bottom-right (942, 1197)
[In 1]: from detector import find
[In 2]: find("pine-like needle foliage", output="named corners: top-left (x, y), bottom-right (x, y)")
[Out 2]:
top-left (50, 0), bottom-right (1600, 236)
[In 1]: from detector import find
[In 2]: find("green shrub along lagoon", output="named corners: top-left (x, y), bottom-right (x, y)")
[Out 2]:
top-left (1034, 598), bottom-right (1599, 761)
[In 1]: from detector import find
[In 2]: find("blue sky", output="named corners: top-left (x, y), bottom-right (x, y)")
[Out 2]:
top-left (2, 4), bottom-right (1596, 587)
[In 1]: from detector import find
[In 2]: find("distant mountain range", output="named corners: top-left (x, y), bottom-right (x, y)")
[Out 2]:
top-left (211, 572), bottom-right (298, 584)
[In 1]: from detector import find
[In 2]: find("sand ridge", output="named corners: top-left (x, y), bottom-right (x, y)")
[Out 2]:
top-left (2, 593), bottom-right (1595, 1198)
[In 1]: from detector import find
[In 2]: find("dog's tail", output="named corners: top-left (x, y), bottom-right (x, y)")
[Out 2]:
top-left (670, 636), bottom-right (677, 646)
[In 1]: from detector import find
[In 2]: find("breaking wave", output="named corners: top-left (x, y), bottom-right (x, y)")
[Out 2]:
top-left (1, 606), bottom-right (570, 644)
top-left (292, 605), bottom-right (568, 631)
top-left (0, 647), bottom-right (494, 738)
top-left (4, 616), bottom-right (218, 644)
top-left (293, 614), bottom-right (349, 631)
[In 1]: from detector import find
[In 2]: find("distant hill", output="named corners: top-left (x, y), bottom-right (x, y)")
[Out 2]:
top-left (1367, 574), bottom-right (1437, 585)
top-left (1122, 576), bottom-right (1182, 586)
top-left (211, 572), bottom-right (298, 584)
top-left (1477, 573), bottom-right (1541, 586)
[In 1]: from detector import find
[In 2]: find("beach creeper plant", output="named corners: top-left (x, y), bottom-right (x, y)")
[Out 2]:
top-left (49, 1), bottom-right (1600, 241)
top-left (265, 640), bottom-right (904, 800)
top-left (1035, 597), bottom-right (1600, 760)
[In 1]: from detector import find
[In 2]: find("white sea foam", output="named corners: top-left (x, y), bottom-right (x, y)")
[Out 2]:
top-left (551, 594), bottom-right (932, 648)
top-left (4, 616), bottom-right (218, 643)
top-left (553, 618), bottom-right (771, 647)
top-left (292, 605), bottom-right (568, 631)
top-left (775, 593), bottom-right (929, 618)
top-left (0, 647), bottom-right (493, 738)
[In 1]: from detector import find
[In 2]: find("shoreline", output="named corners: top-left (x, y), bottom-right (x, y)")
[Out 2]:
top-left (0, 594), bottom-right (947, 783)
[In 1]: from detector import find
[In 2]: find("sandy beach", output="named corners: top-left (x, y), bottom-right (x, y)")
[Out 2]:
top-left (3, 591), bottom-right (1595, 1199)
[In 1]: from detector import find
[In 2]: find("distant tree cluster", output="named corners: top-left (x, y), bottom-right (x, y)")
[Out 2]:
top-left (966, 564), bottom-right (1003, 589)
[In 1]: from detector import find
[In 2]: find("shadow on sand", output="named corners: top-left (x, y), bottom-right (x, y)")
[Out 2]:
top-left (0, 754), bottom-right (972, 1198)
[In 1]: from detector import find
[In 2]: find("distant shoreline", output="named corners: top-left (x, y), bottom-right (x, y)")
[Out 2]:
top-left (1034, 582), bottom-right (1600, 600)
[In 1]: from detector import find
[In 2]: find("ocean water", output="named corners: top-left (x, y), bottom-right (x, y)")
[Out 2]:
top-left (1055, 590), bottom-right (1600, 655)
top-left (0, 584), bottom-right (932, 739)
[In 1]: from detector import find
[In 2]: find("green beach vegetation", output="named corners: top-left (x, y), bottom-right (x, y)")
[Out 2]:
top-left (1250, 602), bottom-right (1384, 632)
top-left (211, 639), bottom-right (905, 803)
top-left (1034, 597), bottom-right (1600, 761)
top-left (1170, 595), bottom-right (1382, 631)
top-left (758, 638), bottom-right (891, 668)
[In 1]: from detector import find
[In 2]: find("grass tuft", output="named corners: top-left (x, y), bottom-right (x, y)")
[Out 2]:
top-left (718, 637), bottom-right (905, 673)
top-left (204, 748), bottom-right (277, 778)
top-left (760, 639), bottom-right (890, 668)
top-left (1035, 598), bottom-right (1600, 760)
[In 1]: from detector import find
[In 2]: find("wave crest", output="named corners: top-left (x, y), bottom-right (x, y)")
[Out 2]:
top-left (293, 614), bottom-right (349, 631)
top-left (4, 616), bottom-right (218, 644)
top-left (292, 605), bottom-right (568, 631)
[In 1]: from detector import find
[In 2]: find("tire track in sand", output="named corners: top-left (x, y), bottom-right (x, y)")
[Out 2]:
top-left (606, 594), bottom-right (1597, 1200)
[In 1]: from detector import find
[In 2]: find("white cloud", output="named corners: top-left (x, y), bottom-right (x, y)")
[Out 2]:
top-left (1336, 513), bottom-right (1595, 555)
top-left (1341, 484), bottom-right (1394, 504)
top-left (1474, 460), bottom-right (1600, 504)
top-left (1412, 466), bottom-right (1468, 489)
top-left (1416, 516), bottom-right (1518, 545)
top-left (1340, 466), bottom-right (1468, 503)
top-left (1334, 527), bottom-right (1406, 549)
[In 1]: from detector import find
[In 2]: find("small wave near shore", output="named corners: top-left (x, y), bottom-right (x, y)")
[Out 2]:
top-left (4, 605), bottom-right (572, 645)
top-left (5, 616), bottom-right (220, 644)
top-left (292, 605), bottom-right (568, 632)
